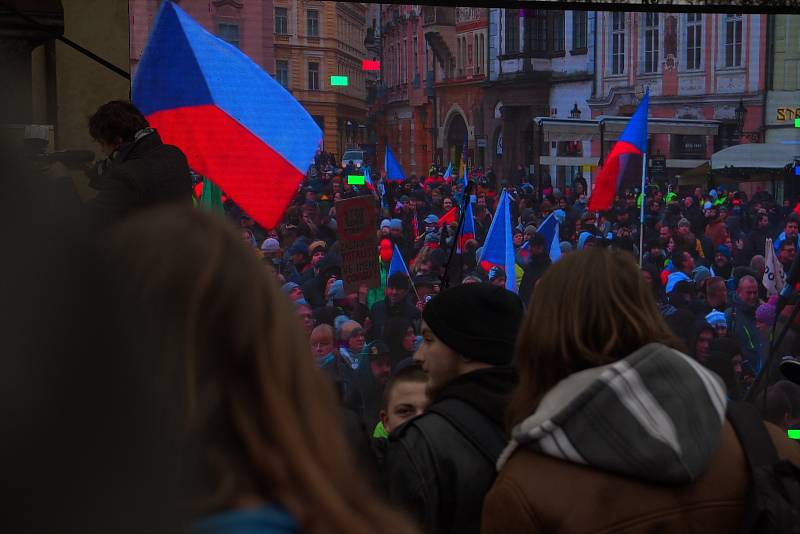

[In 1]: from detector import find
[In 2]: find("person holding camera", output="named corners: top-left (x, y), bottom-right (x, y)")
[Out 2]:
top-left (52, 100), bottom-right (192, 230)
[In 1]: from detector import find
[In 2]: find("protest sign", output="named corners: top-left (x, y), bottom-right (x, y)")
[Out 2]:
top-left (335, 197), bottom-right (380, 292)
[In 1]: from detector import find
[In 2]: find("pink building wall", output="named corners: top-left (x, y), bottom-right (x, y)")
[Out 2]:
top-left (130, 0), bottom-right (274, 78)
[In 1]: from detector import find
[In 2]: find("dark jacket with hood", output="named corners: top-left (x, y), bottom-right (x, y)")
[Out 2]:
top-left (725, 295), bottom-right (763, 372)
top-left (482, 343), bottom-right (800, 534)
top-left (369, 294), bottom-right (419, 336)
top-left (87, 129), bottom-right (191, 227)
top-left (384, 366), bottom-right (517, 534)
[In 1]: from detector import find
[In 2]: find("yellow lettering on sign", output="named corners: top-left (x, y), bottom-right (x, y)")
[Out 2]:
top-left (777, 108), bottom-right (800, 121)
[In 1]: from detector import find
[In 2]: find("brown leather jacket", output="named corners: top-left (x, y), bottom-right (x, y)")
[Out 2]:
top-left (482, 420), bottom-right (800, 534)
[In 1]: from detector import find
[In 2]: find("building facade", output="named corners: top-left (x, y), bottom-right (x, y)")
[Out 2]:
top-left (429, 7), bottom-right (488, 172)
top-left (130, 0), bottom-right (275, 79)
top-left (272, 0), bottom-right (368, 158)
top-left (486, 8), bottom-right (595, 184)
top-left (374, 4), bottom-right (431, 177)
top-left (765, 14), bottom-right (800, 144)
top-left (589, 12), bottom-right (767, 186)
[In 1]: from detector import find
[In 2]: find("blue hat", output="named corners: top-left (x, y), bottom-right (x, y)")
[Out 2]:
top-left (666, 271), bottom-right (692, 294)
top-left (289, 241), bottom-right (309, 256)
top-left (390, 218), bottom-right (403, 231)
top-left (692, 265), bottom-right (712, 284)
top-left (281, 282), bottom-right (300, 294)
top-left (380, 219), bottom-right (391, 229)
top-left (328, 279), bottom-right (347, 301)
top-left (705, 310), bottom-right (727, 327)
top-left (716, 245), bottom-right (731, 259)
top-left (578, 232), bottom-right (593, 250)
top-left (424, 214), bottom-right (439, 225)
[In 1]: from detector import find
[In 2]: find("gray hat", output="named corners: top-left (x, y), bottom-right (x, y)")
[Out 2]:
top-left (261, 238), bottom-right (281, 253)
top-left (559, 241), bottom-right (573, 254)
top-left (281, 282), bottom-right (300, 294)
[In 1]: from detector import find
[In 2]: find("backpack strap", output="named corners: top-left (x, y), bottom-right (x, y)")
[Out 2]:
top-left (427, 398), bottom-right (506, 466)
top-left (727, 401), bottom-right (780, 469)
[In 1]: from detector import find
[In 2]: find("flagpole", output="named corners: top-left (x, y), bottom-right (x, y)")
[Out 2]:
top-left (638, 152), bottom-right (647, 266)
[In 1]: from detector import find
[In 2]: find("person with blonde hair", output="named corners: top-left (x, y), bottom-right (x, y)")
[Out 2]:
top-left (482, 247), bottom-right (800, 534)
top-left (101, 206), bottom-right (417, 534)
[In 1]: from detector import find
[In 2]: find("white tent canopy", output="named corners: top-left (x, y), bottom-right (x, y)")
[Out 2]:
top-left (711, 143), bottom-right (799, 171)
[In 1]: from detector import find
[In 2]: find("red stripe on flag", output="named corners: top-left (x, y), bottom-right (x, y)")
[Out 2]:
top-left (587, 141), bottom-right (641, 212)
top-left (437, 207), bottom-right (457, 227)
top-left (362, 60), bottom-right (380, 71)
top-left (147, 105), bottom-right (304, 229)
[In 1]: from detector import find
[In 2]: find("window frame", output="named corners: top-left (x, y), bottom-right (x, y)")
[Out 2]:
top-left (685, 13), bottom-right (703, 71)
top-left (572, 11), bottom-right (588, 52)
top-left (276, 59), bottom-right (289, 87)
top-left (307, 61), bottom-right (319, 91)
top-left (642, 13), bottom-right (660, 74)
top-left (217, 22), bottom-right (240, 48)
top-left (723, 13), bottom-right (743, 68)
top-left (274, 7), bottom-right (288, 35)
top-left (610, 12), bottom-right (626, 76)
top-left (306, 9), bottom-right (319, 38)
top-left (505, 9), bottom-right (520, 54)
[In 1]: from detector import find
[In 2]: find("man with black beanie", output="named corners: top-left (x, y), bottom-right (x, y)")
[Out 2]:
top-left (383, 283), bottom-right (523, 534)
top-left (369, 272), bottom-right (420, 336)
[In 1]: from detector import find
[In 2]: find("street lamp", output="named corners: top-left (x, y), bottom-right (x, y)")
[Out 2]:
top-left (570, 103), bottom-right (581, 119)
top-left (734, 99), bottom-right (747, 137)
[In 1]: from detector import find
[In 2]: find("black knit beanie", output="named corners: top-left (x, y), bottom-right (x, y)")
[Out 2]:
top-left (422, 283), bottom-right (524, 365)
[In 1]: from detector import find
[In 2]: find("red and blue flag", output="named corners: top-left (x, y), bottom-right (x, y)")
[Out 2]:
top-left (457, 201), bottom-right (475, 254)
top-left (132, 1), bottom-right (321, 229)
top-left (588, 89), bottom-right (649, 212)
top-left (479, 191), bottom-right (516, 292)
top-left (442, 163), bottom-right (453, 182)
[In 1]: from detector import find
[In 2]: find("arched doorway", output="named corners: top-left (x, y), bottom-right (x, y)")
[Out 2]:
top-left (445, 113), bottom-right (468, 169)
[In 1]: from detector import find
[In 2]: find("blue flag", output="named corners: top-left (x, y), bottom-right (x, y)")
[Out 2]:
top-left (536, 212), bottom-right (562, 263)
top-left (388, 244), bottom-right (410, 281)
top-left (478, 191), bottom-right (517, 293)
top-left (385, 145), bottom-right (406, 182)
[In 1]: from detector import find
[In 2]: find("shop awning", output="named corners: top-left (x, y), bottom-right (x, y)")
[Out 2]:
top-left (711, 143), bottom-right (799, 170)
top-left (534, 117), bottom-right (721, 142)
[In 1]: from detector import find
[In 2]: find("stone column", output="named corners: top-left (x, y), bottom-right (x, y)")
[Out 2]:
top-left (0, 2), bottom-right (64, 125)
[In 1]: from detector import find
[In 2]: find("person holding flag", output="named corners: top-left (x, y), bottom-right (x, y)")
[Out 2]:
top-left (370, 245), bottom-right (420, 336)
top-left (478, 191), bottom-right (517, 293)
top-left (587, 88), bottom-right (650, 263)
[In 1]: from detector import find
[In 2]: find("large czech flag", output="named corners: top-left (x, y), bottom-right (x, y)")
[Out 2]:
top-left (132, 1), bottom-right (322, 229)
top-left (588, 89), bottom-right (649, 213)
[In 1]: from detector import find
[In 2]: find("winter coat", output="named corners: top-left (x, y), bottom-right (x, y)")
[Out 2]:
top-left (87, 129), bottom-right (192, 227)
top-left (368, 295), bottom-right (419, 337)
top-left (482, 343), bottom-right (800, 534)
top-left (725, 295), bottom-right (764, 372)
top-left (384, 367), bottom-right (517, 534)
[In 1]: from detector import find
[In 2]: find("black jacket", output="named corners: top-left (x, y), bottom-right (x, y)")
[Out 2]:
top-left (383, 367), bottom-right (517, 534)
top-left (370, 295), bottom-right (419, 336)
top-left (87, 129), bottom-right (192, 227)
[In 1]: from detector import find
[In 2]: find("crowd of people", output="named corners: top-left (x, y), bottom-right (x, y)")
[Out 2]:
top-left (6, 100), bottom-right (800, 533)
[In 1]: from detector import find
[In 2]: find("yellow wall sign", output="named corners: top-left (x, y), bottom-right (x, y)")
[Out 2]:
top-left (776, 108), bottom-right (800, 121)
